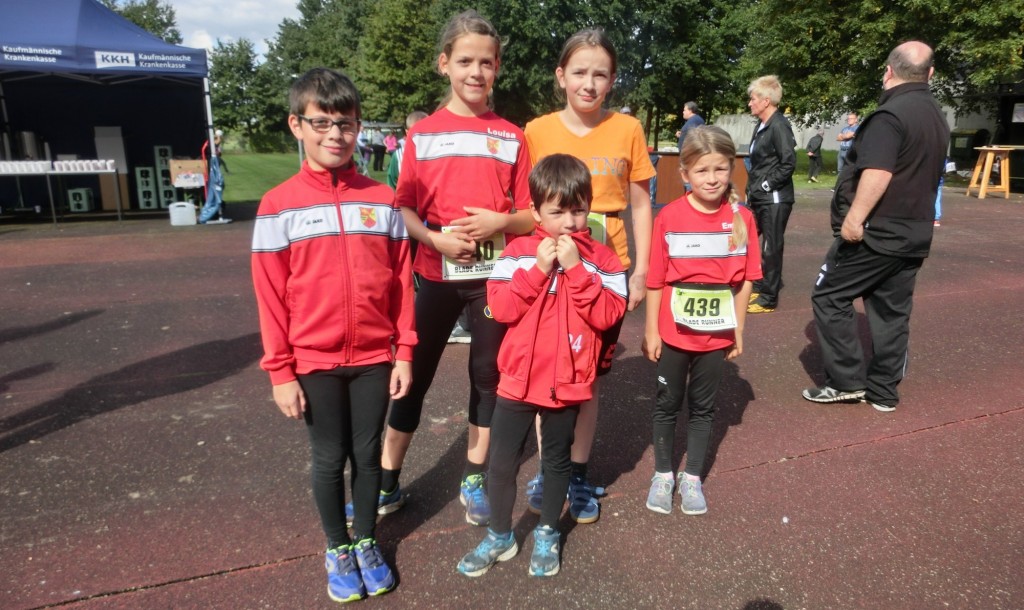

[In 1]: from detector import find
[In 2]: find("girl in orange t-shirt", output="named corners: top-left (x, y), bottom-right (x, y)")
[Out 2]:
top-left (523, 27), bottom-right (656, 524)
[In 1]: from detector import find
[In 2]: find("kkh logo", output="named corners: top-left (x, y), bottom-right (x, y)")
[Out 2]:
top-left (95, 51), bottom-right (136, 69)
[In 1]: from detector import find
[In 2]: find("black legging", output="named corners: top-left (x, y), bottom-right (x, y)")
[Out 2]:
top-left (371, 144), bottom-right (386, 171)
top-left (388, 277), bottom-right (507, 433)
top-left (300, 363), bottom-right (391, 546)
top-left (652, 344), bottom-right (725, 477)
top-left (488, 398), bottom-right (579, 533)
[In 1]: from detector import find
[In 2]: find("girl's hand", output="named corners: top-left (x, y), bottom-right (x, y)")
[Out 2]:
top-left (428, 229), bottom-right (477, 263)
top-left (642, 332), bottom-right (662, 362)
top-left (555, 234), bottom-right (581, 270)
top-left (536, 237), bottom-right (557, 275)
top-left (390, 360), bottom-right (412, 399)
top-left (451, 207), bottom-right (506, 242)
top-left (726, 334), bottom-right (743, 361)
top-left (628, 272), bottom-right (648, 311)
top-left (272, 380), bottom-right (306, 420)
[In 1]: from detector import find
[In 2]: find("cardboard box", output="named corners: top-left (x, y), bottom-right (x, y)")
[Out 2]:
top-left (170, 159), bottom-right (206, 188)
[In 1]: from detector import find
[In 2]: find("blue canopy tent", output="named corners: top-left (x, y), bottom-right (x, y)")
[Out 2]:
top-left (0, 0), bottom-right (214, 217)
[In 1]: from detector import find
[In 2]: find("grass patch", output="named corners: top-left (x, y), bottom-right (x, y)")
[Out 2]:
top-left (222, 153), bottom-right (391, 204)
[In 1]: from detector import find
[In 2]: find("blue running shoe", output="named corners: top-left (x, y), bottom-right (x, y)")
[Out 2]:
top-left (678, 473), bottom-right (708, 515)
top-left (353, 538), bottom-right (395, 596)
top-left (568, 474), bottom-right (599, 523)
top-left (345, 486), bottom-right (406, 527)
top-left (529, 525), bottom-right (560, 577)
top-left (325, 545), bottom-right (366, 603)
top-left (460, 473), bottom-right (491, 526)
top-left (525, 472), bottom-right (543, 515)
top-left (457, 529), bottom-right (518, 577)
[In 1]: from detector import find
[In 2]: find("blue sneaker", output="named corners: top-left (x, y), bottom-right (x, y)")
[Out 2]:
top-left (678, 473), bottom-right (708, 515)
top-left (529, 525), bottom-right (560, 577)
top-left (457, 529), bottom-right (518, 577)
top-left (345, 486), bottom-right (406, 527)
top-left (568, 474), bottom-right (600, 523)
top-left (353, 538), bottom-right (395, 596)
top-left (460, 473), bottom-right (491, 526)
top-left (325, 545), bottom-right (366, 603)
top-left (525, 472), bottom-right (543, 515)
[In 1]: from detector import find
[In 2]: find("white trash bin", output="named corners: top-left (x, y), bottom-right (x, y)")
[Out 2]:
top-left (169, 202), bottom-right (197, 226)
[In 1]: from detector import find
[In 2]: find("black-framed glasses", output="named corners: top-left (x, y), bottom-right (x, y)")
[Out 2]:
top-left (299, 115), bottom-right (360, 135)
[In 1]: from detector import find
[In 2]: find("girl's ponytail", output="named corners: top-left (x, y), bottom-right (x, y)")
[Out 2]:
top-left (728, 193), bottom-right (747, 250)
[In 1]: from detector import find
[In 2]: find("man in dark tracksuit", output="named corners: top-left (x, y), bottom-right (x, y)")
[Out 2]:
top-left (803, 41), bottom-right (949, 412)
top-left (745, 75), bottom-right (797, 313)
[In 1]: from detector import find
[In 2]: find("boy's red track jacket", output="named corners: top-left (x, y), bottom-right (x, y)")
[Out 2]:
top-left (487, 229), bottom-right (626, 408)
top-left (252, 162), bottom-right (417, 385)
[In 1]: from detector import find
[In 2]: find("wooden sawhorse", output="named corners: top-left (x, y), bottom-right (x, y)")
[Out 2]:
top-left (966, 146), bottom-right (1011, 199)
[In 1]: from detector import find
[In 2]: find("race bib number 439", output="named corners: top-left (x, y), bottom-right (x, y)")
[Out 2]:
top-left (670, 286), bottom-right (737, 331)
top-left (441, 227), bottom-right (505, 280)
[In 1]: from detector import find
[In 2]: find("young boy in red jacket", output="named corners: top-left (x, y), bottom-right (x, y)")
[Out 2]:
top-left (457, 154), bottom-right (627, 578)
top-left (251, 68), bottom-right (416, 603)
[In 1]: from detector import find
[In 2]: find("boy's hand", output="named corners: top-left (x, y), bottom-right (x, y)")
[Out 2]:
top-left (536, 237), bottom-right (557, 275)
top-left (273, 380), bottom-right (306, 420)
top-left (390, 360), bottom-right (412, 399)
top-left (452, 207), bottom-right (504, 241)
top-left (642, 332), bottom-right (662, 362)
top-left (428, 229), bottom-right (477, 263)
top-left (555, 234), bottom-right (581, 270)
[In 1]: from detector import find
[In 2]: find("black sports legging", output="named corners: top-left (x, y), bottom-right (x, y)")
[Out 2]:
top-left (488, 398), bottom-right (579, 533)
top-left (652, 345), bottom-right (726, 477)
top-left (388, 277), bottom-right (507, 433)
top-left (300, 363), bottom-right (391, 546)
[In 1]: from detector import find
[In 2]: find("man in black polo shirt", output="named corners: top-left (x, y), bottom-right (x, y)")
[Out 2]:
top-left (802, 40), bottom-right (949, 412)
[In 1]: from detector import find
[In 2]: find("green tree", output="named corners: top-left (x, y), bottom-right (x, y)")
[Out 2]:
top-left (738, 0), bottom-right (1024, 123)
top-left (209, 40), bottom-right (262, 142)
top-left (351, 0), bottom-right (446, 122)
top-left (99, 0), bottom-right (183, 44)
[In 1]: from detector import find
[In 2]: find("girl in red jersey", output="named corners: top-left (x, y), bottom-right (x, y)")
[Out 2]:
top-left (643, 125), bottom-right (762, 516)
top-left (378, 10), bottom-right (535, 527)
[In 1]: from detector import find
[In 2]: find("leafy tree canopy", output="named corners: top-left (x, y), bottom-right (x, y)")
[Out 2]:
top-left (99, 0), bottom-right (183, 44)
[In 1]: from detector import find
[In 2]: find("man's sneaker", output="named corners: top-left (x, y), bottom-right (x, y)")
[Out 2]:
top-left (748, 292), bottom-right (761, 303)
top-left (645, 473), bottom-right (675, 515)
top-left (525, 472), bottom-right (543, 515)
top-left (868, 400), bottom-right (896, 413)
top-left (447, 323), bottom-right (472, 344)
top-left (457, 529), bottom-right (518, 577)
top-left (934, 220), bottom-right (941, 227)
top-left (747, 302), bottom-right (776, 314)
top-left (352, 538), bottom-right (395, 596)
top-left (325, 545), bottom-right (366, 603)
top-left (529, 525), bottom-right (561, 577)
top-left (802, 385), bottom-right (866, 404)
top-left (460, 473), bottom-right (491, 526)
top-left (678, 473), bottom-right (708, 515)
top-left (568, 474), bottom-right (600, 523)
top-left (344, 486), bottom-right (406, 527)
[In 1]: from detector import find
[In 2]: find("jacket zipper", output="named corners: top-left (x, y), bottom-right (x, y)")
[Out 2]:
top-left (332, 171), bottom-right (354, 363)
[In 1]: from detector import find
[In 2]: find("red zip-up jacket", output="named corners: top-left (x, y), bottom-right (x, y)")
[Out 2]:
top-left (487, 229), bottom-right (626, 408)
top-left (252, 161), bottom-right (416, 385)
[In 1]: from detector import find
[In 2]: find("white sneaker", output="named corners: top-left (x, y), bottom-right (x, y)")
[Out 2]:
top-left (447, 323), bottom-right (471, 344)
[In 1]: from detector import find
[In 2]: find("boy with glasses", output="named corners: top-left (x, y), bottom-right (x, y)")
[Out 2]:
top-left (251, 67), bottom-right (416, 603)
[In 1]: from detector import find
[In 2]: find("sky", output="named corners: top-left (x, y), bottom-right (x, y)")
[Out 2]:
top-left (163, 0), bottom-right (300, 57)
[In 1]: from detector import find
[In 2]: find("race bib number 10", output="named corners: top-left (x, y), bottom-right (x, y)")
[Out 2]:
top-left (670, 286), bottom-right (737, 331)
top-left (441, 227), bottom-right (505, 280)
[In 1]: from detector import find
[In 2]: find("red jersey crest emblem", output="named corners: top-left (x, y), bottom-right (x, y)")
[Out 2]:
top-left (486, 137), bottom-right (500, 155)
top-left (359, 207), bottom-right (377, 228)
